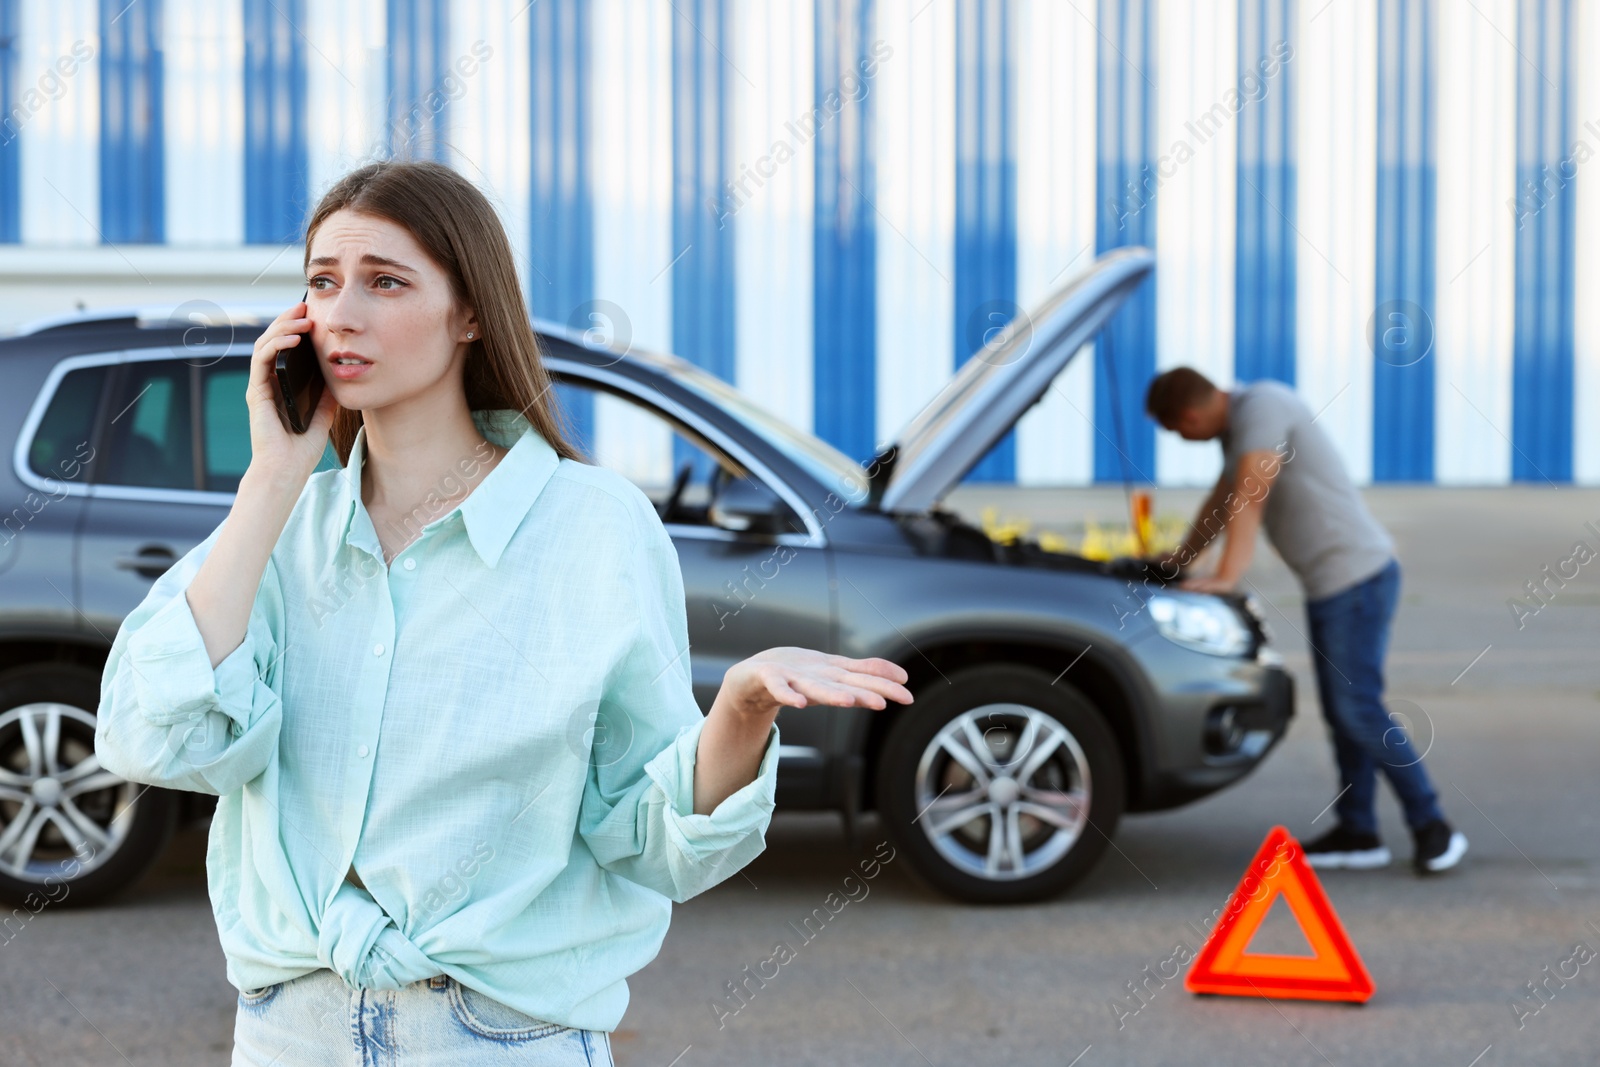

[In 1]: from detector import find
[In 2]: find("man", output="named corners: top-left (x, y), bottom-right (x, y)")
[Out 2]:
top-left (1144, 367), bottom-right (1466, 874)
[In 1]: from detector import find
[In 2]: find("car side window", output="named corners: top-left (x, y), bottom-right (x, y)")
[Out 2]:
top-left (204, 361), bottom-right (342, 489)
top-left (90, 355), bottom-right (340, 494)
top-left (201, 361), bottom-right (253, 492)
top-left (199, 358), bottom-right (342, 491)
top-left (101, 360), bottom-right (195, 490)
top-left (29, 364), bottom-right (108, 486)
top-left (551, 378), bottom-right (801, 532)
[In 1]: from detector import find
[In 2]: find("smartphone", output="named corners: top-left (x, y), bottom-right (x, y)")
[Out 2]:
top-left (273, 287), bottom-right (325, 434)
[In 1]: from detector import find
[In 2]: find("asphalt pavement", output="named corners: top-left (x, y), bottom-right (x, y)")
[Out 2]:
top-left (5, 486), bottom-right (1597, 1066)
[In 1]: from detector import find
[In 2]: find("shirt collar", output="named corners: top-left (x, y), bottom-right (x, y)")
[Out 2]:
top-left (335, 409), bottom-right (560, 569)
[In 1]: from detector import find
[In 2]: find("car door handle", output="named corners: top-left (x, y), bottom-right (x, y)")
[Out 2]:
top-left (114, 545), bottom-right (178, 580)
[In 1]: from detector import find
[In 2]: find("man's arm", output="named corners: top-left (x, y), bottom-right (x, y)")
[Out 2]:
top-left (1179, 448), bottom-right (1282, 593)
top-left (1153, 471), bottom-right (1230, 578)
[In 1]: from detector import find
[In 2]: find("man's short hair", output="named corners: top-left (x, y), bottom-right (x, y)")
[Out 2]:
top-left (1145, 367), bottom-right (1219, 424)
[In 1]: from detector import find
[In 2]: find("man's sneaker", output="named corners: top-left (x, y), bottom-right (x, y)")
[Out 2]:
top-left (1302, 825), bottom-right (1391, 869)
top-left (1413, 819), bottom-right (1468, 874)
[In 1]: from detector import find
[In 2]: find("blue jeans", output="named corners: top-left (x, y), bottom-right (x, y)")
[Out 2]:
top-left (1304, 558), bottom-right (1443, 835)
top-left (231, 968), bottom-right (616, 1066)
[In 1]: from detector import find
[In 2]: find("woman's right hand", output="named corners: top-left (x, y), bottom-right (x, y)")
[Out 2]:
top-left (244, 298), bottom-right (339, 489)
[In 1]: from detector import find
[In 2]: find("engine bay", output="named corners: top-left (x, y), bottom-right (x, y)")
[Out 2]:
top-left (894, 508), bottom-right (1175, 585)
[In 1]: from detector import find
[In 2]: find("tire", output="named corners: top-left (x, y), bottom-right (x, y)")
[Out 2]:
top-left (875, 663), bottom-right (1125, 903)
top-left (0, 664), bottom-right (176, 909)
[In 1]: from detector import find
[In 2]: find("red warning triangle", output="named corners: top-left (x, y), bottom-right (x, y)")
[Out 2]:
top-left (1185, 825), bottom-right (1375, 1003)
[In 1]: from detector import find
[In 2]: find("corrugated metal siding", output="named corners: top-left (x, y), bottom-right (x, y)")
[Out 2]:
top-left (450, 0), bottom-right (532, 300)
top-left (1372, 0), bottom-right (1436, 482)
top-left (1093, 0), bottom-right (1157, 484)
top-left (165, 0), bottom-right (243, 246)
top-left (1233, 0), bottom-right (1295, 388)
top-left (812, 0), bottom-right (872, 463)
top-left (953, 0), bottom-right (1016, 482)
top-left (1013, 0), bottom-right (1095, 488)
top-left (0, 0), bottom-right (21, 243)
top-left (670, 0), bottom-right (734, 479)
top-left (528, 0), bottom-right (591, 326)
top-left (18, 0), bottom-right (100, 245)
top-left (528, 0), bottom-right (594, 449)
top-left (304, 0), bottom-right (385, 201)
top-left (1433, 0), bottom-right (1515, 486)
top-left (731, 0), bottom-right (813, 441)
top-left (1295, 0), bottom-right (1376, 485)
top-left (0, 0), bottom-right (1592, 485)
top-left (589, 0), bottom-right (672, 486)
top-left (1510, 0), bottom-right (1576, 483)
top-left (98, 0), bottom-right (163, 243)
top-left (387, 0), bottom-right (451, 161)
top-left (242, 0), bottom-right (305, 244)
top-left (872, 0), bottom-right (952, 458)
top-left (1153, 0), bottom-right (1235, 489)
top-left (1573, 0), bottom-right (1600, 484)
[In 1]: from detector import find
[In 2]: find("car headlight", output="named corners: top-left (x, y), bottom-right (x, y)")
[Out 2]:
top-left (1242, 593), bottom-right (1267, 627)
top-left (1148, 593), bottom-right (1253, 657)
top-left (1242, 592), bottom-right (1276, 648)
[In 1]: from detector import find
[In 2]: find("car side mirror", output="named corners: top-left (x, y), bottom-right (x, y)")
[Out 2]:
top-left (708, 476), bottom-right (792, 535)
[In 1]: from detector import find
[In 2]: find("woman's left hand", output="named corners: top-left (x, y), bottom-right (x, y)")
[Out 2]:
top-left (695, 649), bottom-right (912, 815)
top-left (715, 647), bottom-right (914, 723)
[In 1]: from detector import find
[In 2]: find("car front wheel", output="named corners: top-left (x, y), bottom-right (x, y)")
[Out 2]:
top-left (876, 664), bottom-right (1125, 903)
top-left (0, 664), bottom-right (175, 910)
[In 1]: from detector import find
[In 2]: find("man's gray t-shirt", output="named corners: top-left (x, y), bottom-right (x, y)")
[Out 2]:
top-left (1219, 380), bottom-right (1395, 601)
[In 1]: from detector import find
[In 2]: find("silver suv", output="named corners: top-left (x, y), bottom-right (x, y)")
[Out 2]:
top-left (0, 249), bottom-right (1292, 908)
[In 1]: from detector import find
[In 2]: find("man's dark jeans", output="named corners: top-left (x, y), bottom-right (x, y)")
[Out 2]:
top-left (1304, 558), bottom-right (1443, 835)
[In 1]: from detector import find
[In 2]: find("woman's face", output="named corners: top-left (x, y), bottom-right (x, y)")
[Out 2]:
top-left (304, 209), bottom-right (477, 412)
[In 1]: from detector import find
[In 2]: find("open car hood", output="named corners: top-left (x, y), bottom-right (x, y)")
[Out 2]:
top-left (875, 246), bottom-right (1155, 513)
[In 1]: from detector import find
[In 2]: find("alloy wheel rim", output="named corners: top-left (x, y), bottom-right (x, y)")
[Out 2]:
top-left (0, 703), bottom-right (137, 881)
top-left (912, 703), bottom-right (1092, 882)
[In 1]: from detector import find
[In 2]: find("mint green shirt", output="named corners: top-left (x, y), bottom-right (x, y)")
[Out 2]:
top-left (94, 408), bottom-right (780, 1032)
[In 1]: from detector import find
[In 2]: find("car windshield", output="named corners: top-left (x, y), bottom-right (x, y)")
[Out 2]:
top-left (663, 358), bottom-right (872, 506)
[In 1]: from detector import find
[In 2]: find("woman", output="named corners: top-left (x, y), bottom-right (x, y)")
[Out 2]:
top-left (94, 159), bottom-right (912, 1066)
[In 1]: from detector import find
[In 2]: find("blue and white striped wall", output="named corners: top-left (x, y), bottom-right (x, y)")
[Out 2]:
top-left (0, 0), bottom-right (1594, 486)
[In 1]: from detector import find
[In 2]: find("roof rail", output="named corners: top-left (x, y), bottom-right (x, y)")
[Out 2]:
top-left (14, 302), bottom-right (288, 337)
top-left (14, 308), bottom-right (141, 335)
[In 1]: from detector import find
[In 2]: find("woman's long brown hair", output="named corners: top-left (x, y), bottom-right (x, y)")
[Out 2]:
top-left (302, 160), bottom-right (588, 466)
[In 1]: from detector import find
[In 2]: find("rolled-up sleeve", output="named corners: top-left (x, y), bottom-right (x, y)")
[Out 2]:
top-left (578, 491), bottom-right (780, 903)
top-left (95, 518), bottom-right (286, 795)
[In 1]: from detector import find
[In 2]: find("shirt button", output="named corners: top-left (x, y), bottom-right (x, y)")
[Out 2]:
top-left (373, 643), bottom-right (385, 656)
top-left (357, 744), bottom-right (370, 758)
top-left (403, 558), bottom-right (416, 571)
